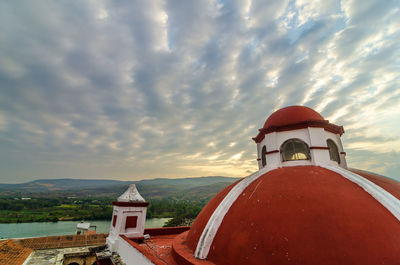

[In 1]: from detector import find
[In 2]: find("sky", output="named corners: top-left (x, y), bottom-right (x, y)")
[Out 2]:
top-left (0, 0), bottom-right (399, 184)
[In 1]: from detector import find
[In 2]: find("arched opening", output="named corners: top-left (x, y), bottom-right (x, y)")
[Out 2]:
top-left (280, 139), bottom-right (311, 162)
top-left (67, 263), bottom-right (80, 265)
top-left (327, 139), bottom-right (340, 164)
top-left (261, 145), bottom-right (267, 167)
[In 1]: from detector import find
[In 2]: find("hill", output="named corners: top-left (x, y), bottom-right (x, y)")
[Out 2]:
top-left (0, 176), bottom-right (240, 224)
top-left (0, 179), bottom-right (132, 192)
top-left (0, 176), bottom-right (240, 199)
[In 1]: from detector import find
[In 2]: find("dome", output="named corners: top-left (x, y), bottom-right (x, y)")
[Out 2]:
top-left (176, 166), bottom-right (400, 265)
top-left (263, 105), bottom-right (324, 129)
top-left (105, 106), bottom-right (400, 265)
top-left (253, 105), bottom-right (344, 143)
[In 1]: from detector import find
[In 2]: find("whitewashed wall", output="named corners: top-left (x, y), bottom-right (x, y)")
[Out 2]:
top-left (117, 236), bottom-right (154, 265)
top-left (256, 128), bottom-right (347, 170)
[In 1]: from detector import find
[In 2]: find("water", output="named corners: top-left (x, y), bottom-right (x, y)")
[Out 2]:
top-left (0, 218), bottom-right (170, 239)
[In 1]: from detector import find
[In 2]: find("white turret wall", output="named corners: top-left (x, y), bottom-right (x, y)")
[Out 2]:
top-left (107, 205), bottom-right (147, 251)
top-left (325, 131), bottom-right (347, 168)
top-left (106, 184), bottom-right (148, 252)
top-left (257, 128), bottom-right (347, 170)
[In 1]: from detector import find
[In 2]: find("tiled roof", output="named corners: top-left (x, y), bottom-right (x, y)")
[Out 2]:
top-left (0, 239), bottom-right (32, 265)
top-left (122, 235), bottom-right (178, 265)
top-left (14, 233), bottom-right (108, 250)
top-left (119, 227), bottom-right (193, 265)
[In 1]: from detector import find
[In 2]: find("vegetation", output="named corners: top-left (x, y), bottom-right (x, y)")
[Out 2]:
top-left (0, 197), bottom-right (113, 223)
top-left (0, 177), bottom-right (238, 198)
top-left (0, 196), bottom-right (207, 225)
top-left (147, 198), bottom-right (205, 227)
top-left (0, 177), bottom-right (238, 225)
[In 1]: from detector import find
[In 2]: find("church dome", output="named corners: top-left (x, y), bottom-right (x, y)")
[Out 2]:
top-left (171, 106), bottom-right (400, 265)
top-left (105, 106), bottom-right (400, 265)
top-left (263, 105), bottom-right (324, 129)
top-left (180, 166), bottom-right (400, 265)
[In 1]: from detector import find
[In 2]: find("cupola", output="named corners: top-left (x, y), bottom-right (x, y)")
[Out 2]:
top-left (253, 106), bottom-right (347, 169)
top-left (106, 184), bottom-right (149, 251)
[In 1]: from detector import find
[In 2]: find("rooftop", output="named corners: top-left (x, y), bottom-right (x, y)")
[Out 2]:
top-left (0, 239), bottom-right (32, 265)
top-left (263, 105), bottom-right (324, 129)
top-left (15, 233), bottom-right (107, 250)
top-left (118, 184), bottom-right (146, 202)
top-left (121, 227), bottom-right (192, 265)
top-left (114, 168), bottom-right (400, 265)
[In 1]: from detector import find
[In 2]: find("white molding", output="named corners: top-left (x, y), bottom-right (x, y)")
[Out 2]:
top-left (323, 165), bottom-right (400, 221)
top-left (194, 164), bottom-right (400, 260)
top-left (194, 166), bottom-right (273, 259)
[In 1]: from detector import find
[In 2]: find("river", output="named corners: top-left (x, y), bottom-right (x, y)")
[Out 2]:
top-left (0, 218), bottom-right (170, 239)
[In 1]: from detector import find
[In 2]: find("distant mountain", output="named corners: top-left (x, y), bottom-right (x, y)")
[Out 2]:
top-left (0, 176), bottom-right (240, 199)
top-left (173, 182), bottom-right (236, 200)
top-left (135, 177), bottom-right (239, 199)
top-left (0, 178), bottom-right (133, 192)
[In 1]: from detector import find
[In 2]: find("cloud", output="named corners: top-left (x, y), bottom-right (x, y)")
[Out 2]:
top-left (0, 0), bottom-right (399, 183)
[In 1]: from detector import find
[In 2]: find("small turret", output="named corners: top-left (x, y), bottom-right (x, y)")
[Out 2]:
top-left (253, 106), bottom-right (347, 170)
top-left (106, 184), bottom-right (149, 251)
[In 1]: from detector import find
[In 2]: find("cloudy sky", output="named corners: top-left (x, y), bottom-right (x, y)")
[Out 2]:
top-left (0, 0), bottom-right (399, 183)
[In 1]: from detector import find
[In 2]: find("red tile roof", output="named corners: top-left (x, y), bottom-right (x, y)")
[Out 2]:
top-left (0, 240), bottom-right (32, 265)
top-left (123, 235), bottom-right (178, 265)
top-left (14, 233), bottom-right (108, 250)
top-left (120, 227), bottom-right (192, 265)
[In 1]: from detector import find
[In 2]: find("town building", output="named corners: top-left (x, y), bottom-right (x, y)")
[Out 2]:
top-left (1, 233), bottom-right (108, 265)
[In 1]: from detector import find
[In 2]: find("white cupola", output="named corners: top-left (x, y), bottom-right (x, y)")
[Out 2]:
top-left (106, 184), bottom-right (149, 251)
top-left (253, 106), bottom-right (347, 170)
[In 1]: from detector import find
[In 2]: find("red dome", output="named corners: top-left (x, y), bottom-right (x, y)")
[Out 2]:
top-left (252, 106), bottom-right (343, 143)
top-left (175, 166), bottom-right (400, 265)
top-left (263, 105), bottom-right (324, 129)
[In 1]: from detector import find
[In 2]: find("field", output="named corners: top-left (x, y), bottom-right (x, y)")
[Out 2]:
top-left (0, 197), bottom-right (112, 223)
top-left (0, 176), bottom-right (239, 226)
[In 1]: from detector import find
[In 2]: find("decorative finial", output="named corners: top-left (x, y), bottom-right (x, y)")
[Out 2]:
top-left (117, 184), bottom-right (145, 202)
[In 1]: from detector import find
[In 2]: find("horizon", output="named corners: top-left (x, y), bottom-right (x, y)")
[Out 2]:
top-left (0, 175), bottom-right (240, 185)
top-left (1, 1), bottom-right (399, 183)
